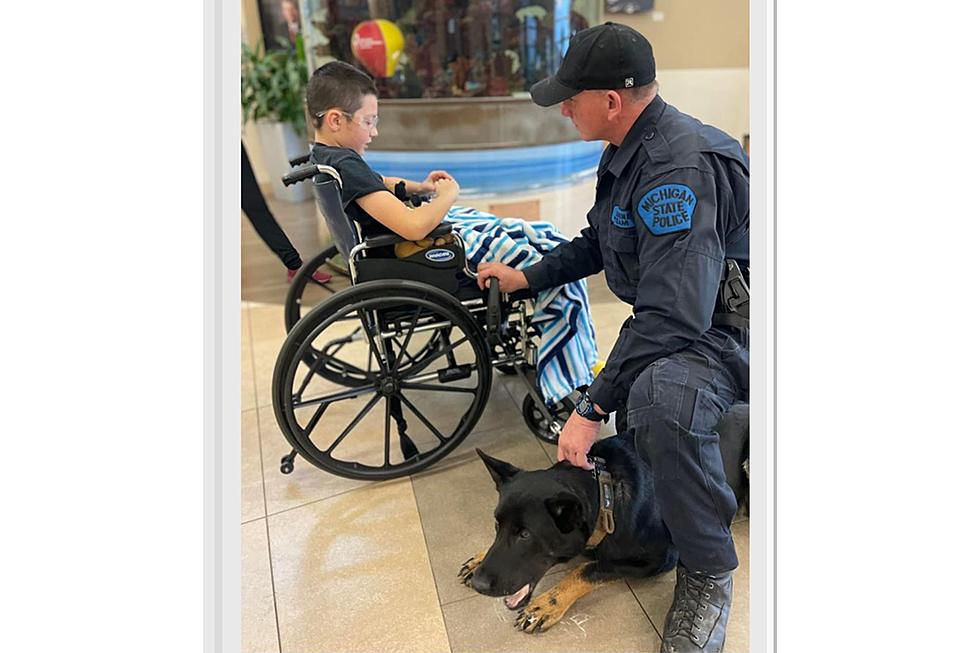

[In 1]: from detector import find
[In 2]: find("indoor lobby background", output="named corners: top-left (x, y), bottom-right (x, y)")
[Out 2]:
top-left (240, 2), bottom-right (749, 651)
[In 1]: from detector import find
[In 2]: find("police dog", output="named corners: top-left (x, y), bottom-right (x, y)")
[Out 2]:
top-left (458, 408), bottom-right (749, 633)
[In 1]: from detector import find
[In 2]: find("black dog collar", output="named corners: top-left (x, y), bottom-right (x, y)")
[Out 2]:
top-left (585, 456), bottom-right (616, 548)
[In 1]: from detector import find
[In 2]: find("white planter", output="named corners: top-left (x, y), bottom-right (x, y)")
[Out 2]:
top-left (255, 120), bottom-right (312, 203)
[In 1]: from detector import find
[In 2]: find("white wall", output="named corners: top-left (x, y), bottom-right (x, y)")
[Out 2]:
top-left (655, 67), bottom-right (750, 142)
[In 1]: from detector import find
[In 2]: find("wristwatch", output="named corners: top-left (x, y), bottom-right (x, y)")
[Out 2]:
top-left (575, 391), bottom-right (609, 423)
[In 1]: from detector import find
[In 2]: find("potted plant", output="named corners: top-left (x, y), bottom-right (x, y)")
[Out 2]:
top-left (242, 38), bottom-right (311, 202)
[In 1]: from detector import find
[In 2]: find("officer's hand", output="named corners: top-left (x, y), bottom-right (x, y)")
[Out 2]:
top-left (477, 262), bottom-right (529, 293)
top-left (556, 412), bottom-right (600, 471)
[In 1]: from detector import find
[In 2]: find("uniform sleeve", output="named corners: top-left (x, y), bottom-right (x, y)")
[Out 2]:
top-left (335, 153), bottom-right (388, 207)
top-left (588, 166), bottom-right (726, 411)
top-left (522, 207), bottom-right (605, 292)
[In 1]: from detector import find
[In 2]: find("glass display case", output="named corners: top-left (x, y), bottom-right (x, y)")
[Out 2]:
top-left (300, 1), bottom-right (599, 100)
top-left (297, 0), bottom-right (604, 196)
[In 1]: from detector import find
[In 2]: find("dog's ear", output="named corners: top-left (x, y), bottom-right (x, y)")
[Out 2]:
top-left (476, 448), bottom-right (521, 489)
top-left (545, 492), bottom-right (585, 534)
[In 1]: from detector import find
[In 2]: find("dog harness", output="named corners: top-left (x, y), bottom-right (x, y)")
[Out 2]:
top-left (585, 456), bottom-right (616, 548)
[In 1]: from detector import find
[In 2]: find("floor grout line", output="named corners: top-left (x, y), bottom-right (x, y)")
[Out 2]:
top-left (409, 474), bottom-right (454, 653)
top-left (625, 577), bottom-right (664, 641)
top-left (247, 304), bottom-right (283, 653)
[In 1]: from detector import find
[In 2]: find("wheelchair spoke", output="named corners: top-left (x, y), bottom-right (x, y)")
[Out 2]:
top-left (295, 348), bottom-right (328, 397)
top-left (323, 393), bottom-right (383, 456)
top-left (292, 383), bottom-right (376, 409)
top-left (400, 382), bottom-right (477, 394)
top-left (357, 308), bottom-right (390, 374)
top-left (391, 306), bottom-right (424, 371)
top-left (397, 392), bottom-right (449, 443)
top-left (303, 402), bottom-right (329, 436)
top-left (400, 335), bottom-right (470, 379)
top-left (309, 344), bottom-right (373, 382)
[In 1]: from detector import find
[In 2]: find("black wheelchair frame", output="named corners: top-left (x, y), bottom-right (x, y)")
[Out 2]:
top-left (272, 157), bottom-right (576, 481)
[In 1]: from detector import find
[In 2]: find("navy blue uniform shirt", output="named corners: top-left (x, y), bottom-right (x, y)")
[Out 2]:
top-left (522, 95), bottom-right (750, 411)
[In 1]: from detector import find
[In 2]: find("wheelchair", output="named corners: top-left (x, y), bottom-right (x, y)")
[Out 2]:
top-left (272, 157), bottom-right (577, 481)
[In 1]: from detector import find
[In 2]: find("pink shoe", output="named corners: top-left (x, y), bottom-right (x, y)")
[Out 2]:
top-left (287, 268), bottom-right (333, 284)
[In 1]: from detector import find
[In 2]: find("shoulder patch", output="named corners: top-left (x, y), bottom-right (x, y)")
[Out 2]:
top-left (636, 183), bottom-right (696, 236)
top-left (611, 205), bottom-right (634, 228)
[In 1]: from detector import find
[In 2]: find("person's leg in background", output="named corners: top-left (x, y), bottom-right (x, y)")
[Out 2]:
top-left (241, 142), bottom-right (330, 283)
top-left (628, 348), bottom-right (745, 653)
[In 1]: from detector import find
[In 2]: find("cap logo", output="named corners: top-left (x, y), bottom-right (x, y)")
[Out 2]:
top-left (625, 77), bottom-right (634, 88)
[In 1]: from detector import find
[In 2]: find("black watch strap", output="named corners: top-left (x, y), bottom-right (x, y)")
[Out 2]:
top-left (576, 392), bottom-right (609, 423)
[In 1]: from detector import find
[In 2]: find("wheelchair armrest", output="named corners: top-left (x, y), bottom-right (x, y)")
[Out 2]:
top-left (360, 222), bottom-right (454, 249)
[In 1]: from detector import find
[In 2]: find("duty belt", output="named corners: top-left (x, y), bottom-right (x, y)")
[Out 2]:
top-left (713, 259), bottom-right (749, 329)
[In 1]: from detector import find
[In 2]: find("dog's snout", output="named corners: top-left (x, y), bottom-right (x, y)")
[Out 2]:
top-left (469, 568), bottom-right (493, 594)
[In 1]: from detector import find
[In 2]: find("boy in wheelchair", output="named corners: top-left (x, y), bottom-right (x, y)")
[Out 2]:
top-left (304, 61), bottom-right (598, 409)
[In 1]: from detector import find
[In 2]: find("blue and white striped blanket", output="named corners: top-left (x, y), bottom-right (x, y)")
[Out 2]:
top-left (445, 206), bottom-right (598, 406)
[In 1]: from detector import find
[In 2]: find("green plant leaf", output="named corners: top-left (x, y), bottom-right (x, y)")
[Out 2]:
top-left (241, 38), bottom-right (309, 133)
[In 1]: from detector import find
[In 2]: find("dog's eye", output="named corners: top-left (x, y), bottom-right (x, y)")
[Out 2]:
top-left (519, 528), bottom-right (531, 540)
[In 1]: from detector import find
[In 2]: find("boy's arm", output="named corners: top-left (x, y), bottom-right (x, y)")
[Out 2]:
top-left (356, 177), bottom-right (459, 241)
top-left (383, 170), bottom-right (453, 195)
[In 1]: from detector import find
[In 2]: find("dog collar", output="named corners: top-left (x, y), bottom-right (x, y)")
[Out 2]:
top-left (585, 456), bottom-right (616, 548)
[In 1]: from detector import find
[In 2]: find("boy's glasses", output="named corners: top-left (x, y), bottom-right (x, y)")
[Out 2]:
top-left (314, 109), bottom-right (379, 130)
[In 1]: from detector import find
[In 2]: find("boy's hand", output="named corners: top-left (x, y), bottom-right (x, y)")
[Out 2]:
top-left (477, 262), bottom-right (529, 293)
top-left (433, 177), bottom-right (459, 202)
top-left (421, 170), bottom-right (454, 192)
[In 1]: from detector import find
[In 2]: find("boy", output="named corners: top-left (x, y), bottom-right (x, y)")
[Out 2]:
top-left (306, 61), bottom-right (459, 242)
top-left (305, 60), bottom-right (599, 407)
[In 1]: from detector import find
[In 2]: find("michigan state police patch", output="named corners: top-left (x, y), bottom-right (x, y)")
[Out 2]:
top-left (637, 183), bottom-right (697, 235)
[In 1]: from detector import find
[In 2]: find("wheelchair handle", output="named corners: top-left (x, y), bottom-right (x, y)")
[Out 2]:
top-left (289, 152), bottom-right (311, 167)
top-left (282, 163), bottom-right (318, 187)
top-left (281, 163), bottom-right (343, 188)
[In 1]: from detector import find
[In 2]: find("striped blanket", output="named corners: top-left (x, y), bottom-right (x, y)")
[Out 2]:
top-left (445, 206), bottom-right (598, 406)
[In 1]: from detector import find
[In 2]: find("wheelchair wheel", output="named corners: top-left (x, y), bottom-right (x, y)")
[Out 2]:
top-left (283, 244), bottom-right (348, 333)
top-left (273, 280), bottom-right (493, 480)
top-left (522, 394), bottom-right (576, 444)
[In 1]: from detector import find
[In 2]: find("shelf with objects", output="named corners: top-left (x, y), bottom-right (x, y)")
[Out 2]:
top-left (297, 0), bottom-right (604, 231)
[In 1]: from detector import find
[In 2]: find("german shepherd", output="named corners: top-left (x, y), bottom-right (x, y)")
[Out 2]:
top-left (458, 405), bottom-right (749, 633)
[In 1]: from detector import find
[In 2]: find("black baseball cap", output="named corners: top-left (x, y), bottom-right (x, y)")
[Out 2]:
top-left (530, 22), bottom-right (656, 107)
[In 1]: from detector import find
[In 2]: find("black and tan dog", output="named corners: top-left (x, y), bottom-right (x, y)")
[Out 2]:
top-left (458, 407), bottom-right (748, 634)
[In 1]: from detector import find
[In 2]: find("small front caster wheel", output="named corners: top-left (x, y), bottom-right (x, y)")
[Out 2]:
top-left (280, 460), bottom-right (294, 475)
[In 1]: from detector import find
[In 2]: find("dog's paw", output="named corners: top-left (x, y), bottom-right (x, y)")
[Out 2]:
top-left (514, 592), bottom-right (565, 634)
top-left (457, 551), bottom-right (485, 586)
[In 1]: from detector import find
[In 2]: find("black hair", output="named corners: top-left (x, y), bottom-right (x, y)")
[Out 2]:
top-left (306, 61), bottom-right (378, 129)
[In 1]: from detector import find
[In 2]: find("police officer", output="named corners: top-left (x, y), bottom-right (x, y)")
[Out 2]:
top-left (477, 23), bottom-right (749, 653)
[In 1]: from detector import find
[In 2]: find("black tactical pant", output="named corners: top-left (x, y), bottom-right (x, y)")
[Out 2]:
top-left (625, 329), bottom-right (749, 574)
top-left (241, 142), bottom-right (302, 270)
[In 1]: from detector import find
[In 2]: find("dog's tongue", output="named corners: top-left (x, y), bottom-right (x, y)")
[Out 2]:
top-left (504, 584), bottom-right (531, 609)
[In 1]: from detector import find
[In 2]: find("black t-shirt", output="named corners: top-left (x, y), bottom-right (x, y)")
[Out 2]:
top-left (310, 143), bottom-right (392, 238)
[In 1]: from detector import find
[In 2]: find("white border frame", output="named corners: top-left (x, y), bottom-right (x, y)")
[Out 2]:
top-left (207, 0), bottom-right (775, 649)
top-left (750, 0), bottom-right (775, 651)
top-left (207, 0), bottom-right (242, 651)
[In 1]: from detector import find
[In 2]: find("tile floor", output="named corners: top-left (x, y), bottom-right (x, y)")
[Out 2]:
top-left (241, 196), bottom-right (749, 652)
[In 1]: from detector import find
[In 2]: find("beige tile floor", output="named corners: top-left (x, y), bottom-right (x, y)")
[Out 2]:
top-left (241, 195), bottom-right (750, 652)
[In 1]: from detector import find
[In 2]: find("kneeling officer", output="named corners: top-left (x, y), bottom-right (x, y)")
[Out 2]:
top-left (477, 23), bottom-right (749, 653)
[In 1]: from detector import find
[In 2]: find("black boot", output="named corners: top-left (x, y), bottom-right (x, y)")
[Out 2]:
top-left (660, 564), bottom-right (733, 652)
